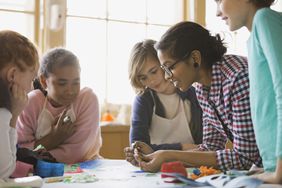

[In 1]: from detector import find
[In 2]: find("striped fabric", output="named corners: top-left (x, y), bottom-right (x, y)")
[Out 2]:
top-left (196, 55), bottom-right (262, 171)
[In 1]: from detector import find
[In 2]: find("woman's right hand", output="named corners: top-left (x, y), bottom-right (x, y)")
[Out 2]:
top-left (124, 141), bottom-right (154, 167)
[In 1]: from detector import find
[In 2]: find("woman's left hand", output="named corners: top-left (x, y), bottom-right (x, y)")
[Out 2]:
top-left (135, 150), bottom-right (166, 173)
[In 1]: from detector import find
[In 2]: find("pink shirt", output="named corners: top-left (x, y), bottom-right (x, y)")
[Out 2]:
top-left (16, 87), bottom-right (102, 164)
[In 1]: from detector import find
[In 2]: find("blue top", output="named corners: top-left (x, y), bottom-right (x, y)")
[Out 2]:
top-left (130, 87), bottom-right (203, 151)
top-left (247, 8), bottom-right (282, 171)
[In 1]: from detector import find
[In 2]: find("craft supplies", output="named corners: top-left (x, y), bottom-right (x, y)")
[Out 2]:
top-left (44, 176), bottom-right (71, 183)
top-left (63, 116), bottom-right (71, 123)
top-left (161, 161), bottom-right (187, 178)
top-left (189, 166), bottom-right (221, 180)
top-left (63, 173), bottom-right (98, 183)
top-left (160, 161), bottom-right (187, 183)
top-left (33, 144), bottom-right (45, 151)
top-left (64, 164), bottom-right (83, 173)
top-left (35, 159), bottom-right (64, 178)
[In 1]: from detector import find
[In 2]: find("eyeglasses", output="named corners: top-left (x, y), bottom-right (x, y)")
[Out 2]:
top-left (160, 52), bottom-right (190, 78)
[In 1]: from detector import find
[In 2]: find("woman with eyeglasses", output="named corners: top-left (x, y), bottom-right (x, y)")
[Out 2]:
top-left (124, 39), bottom-right (203, 167)
top-left (134, 22), bottom-right (262, 172)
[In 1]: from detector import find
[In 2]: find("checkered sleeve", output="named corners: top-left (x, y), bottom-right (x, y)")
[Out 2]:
top-left (198, 119), bottom-right (226, 151)
top-left (216, 70), bottom-right (261, 171)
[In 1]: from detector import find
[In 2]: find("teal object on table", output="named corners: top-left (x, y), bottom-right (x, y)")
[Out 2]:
top-left (35, 159), bottom-right (64, 178)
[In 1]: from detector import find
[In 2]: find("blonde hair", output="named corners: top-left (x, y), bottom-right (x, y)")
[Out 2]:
top-left (128, 39), bottom-right (159, 95)
top-left (0, 30), bottom-right (39, 72)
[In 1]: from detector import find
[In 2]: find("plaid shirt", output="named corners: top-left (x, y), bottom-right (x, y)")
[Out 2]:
top-left (196, 55), bottom-right (262, 171)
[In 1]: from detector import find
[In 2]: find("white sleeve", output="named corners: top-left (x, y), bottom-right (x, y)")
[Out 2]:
top-left (0, 108), bottom-right (17, 179)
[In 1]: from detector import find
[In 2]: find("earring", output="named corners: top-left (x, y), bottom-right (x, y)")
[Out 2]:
top-left (193, 62), bottom-right (199, 68)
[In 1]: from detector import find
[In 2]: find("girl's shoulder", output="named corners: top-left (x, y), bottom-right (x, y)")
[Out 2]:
top-left (133, 89), bottom-right (155, 108)
top-left (135, 89), bottom-right (154, 101)
top-left (256, 8), bottom-right (281, 18)
top-left (79, 87), bottom-right (97, 97)
top-left (28, 89), bottom-right (46, 104)
top-left (254, 8), bottom-right (282, 26)
top-left (75, 87), bottom-right (99, 105)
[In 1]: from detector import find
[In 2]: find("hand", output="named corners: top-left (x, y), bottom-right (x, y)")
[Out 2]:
top-left (132, 141), bottom-right (154, 155)
top-left (10, 83), bottom-right (28, 117)
top-left (49, 109), bottom-right (77, 146)
top-left (124, 141), bottom-right (154, 167)
top-left (9, 83), bottom-right (28, 128)
top-left (252, 172), bottom-right (282, 184)
top-left (135, 150), bottom-right (166, 173)
top-left (124, 147), bottom-right (139, 167)
top-left (247, 165), bottom-right (264, 175)
top-left (35, 148), bottom-right (57, 162)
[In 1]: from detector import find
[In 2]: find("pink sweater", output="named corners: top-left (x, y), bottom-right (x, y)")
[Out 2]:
top-left (16, 87), bottom-right (102, 164)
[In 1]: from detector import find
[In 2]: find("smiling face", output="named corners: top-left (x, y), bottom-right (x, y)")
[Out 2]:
top-left (157, 50), bottom-right (197, 92)
top-left (42, 65), bottom-right (80, 107)
top-left (137, 55), bottom-right (175, 94)
top-left (215, 0), bottom-right (254, 31)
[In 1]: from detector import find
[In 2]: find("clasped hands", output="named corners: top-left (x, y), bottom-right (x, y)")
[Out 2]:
top-left (124, 141), bottom-right (167, 172)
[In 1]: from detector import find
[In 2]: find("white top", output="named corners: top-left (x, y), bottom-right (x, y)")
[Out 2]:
top-left (149, 93), bottom-right (194, 145)
top-left (157, 92), bottom-right (191, 122)
top-left (0, 108), bottom-right (17, 179)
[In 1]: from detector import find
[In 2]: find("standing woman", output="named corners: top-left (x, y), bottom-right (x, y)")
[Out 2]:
top-left (136, 21), bottom-right (261, 172)
top-left (0, 30), bottom-right (39, 178)
top-left (125, 39), bottom-right (202, 166)
top-left (16, 48), bottom-right (102, 166)
top-left (216, 0), bottom-right (282, 184)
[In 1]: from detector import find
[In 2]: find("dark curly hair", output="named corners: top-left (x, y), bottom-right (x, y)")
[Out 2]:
top-left (155, 21), bottom-right (226, 69)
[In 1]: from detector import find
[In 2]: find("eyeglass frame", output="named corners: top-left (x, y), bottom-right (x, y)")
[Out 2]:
top-left (160, 52), bottom-right (191, 78)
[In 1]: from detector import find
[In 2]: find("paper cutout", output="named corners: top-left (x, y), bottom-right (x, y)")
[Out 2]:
top-left (63, 173), bottom-right (98, 183)
top-left (64, 164), bottom-right (83, 173)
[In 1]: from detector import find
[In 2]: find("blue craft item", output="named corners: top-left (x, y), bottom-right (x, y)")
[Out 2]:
top-left (35, 159), bottom-right (64, 178)
top-left (193, 168), bottom-right (201, 176)
top-left (133, 170), bottom-right (145, 173)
